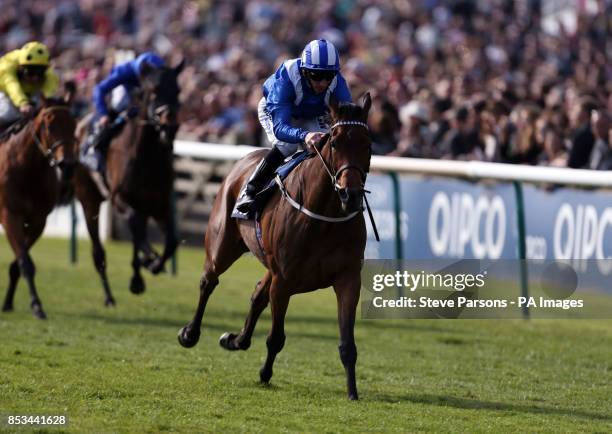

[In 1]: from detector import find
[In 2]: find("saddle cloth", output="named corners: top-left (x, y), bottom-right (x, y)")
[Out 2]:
top-left (231, 150), bottom-right (312, 220)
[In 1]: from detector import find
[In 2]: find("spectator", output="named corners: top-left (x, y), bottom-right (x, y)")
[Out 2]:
top-left (567, 98), bottom-right (597, 168)
top-left (539, 128), bottom-right (568, 168)
top-left (440, 106), bottom-right (482, 160)
top-left (389, 100), bottom-right (434, 158)
top-left (589, 110), bottom-right (612, 170)
top-left (501, 104), bottom-right (542, 165)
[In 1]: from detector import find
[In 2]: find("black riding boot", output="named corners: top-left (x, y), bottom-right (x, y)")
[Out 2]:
top-left (236, 147), bottom-right (285, 212)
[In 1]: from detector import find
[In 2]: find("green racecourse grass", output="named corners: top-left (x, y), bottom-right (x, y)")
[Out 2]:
top-left (1, 237), bottom-right (612, 433)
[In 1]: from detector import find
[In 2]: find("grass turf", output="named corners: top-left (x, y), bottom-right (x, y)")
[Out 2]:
top-left (0, 237), bottom-right (611, 433)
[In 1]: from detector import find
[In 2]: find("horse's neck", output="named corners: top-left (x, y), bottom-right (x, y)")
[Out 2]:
top-left (288, 151), bottom-right (342, 217)
top-left (117, 118), bottom-right (146, 155)
top-left (8, 122), bottom-right (47, 168)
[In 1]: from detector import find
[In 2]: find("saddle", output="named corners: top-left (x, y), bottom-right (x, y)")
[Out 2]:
top-left (231, 150), bottom-right (312, 220)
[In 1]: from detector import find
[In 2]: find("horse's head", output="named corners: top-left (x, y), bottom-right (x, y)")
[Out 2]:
top-left (326, 92), bottom-right (372, 214)
top-left (32, 96), bottom-right (77, 180)
top-left (140, 59), bottom-right (184, 146)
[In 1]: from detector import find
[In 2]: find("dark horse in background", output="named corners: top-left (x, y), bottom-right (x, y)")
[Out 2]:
top-left (74, 61), bottom-right (184, 298)
top-left (0, 97), bottom-right (79, 319)
top-left (179, 93), bottom-right (373, 400)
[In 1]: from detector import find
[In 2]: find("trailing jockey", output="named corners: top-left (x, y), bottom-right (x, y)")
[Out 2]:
top-left (81, 52), bottom-right (165, 173)
top-left (0, 42), bottom-right (58, 133)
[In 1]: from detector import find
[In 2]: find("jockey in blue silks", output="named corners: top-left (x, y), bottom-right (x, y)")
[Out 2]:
top-left (81, 52), bottom-right (165, 172)
top-left (235, 39), bottom-right (352, 212)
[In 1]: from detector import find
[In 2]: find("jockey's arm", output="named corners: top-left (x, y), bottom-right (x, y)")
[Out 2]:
top-left (2, 69), bottom-right (30, 108)
top-left (267, 77), bottom-right (308, 144)
top-left (92, 69), bottom-right (126, 116)
top-left (270, 104), bottom-right (308, 144)
top-left (41, 68), bottom-right (59, 97)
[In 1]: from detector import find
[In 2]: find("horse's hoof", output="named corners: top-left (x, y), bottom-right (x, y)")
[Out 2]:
top-left (2, 304), bottom-right (13, 312)
top-left (178, 326), bottom-right (200, 348)
top-left (32, 304), bottom-right (47, 320)
top-left (219, 332), bottom-right (250, 351)
top-left (219, 332), bottom-right (238, 351)
top-left (259, 367), bottom-right (273, 384)
top-left (148, 259), bottom-right (166, 275)
top-left (129, 276), bottom-right (146, 295)
top-left (105, 297), bottom-right (116, 307)
top-left (348, 393), bottom-right (359, 401)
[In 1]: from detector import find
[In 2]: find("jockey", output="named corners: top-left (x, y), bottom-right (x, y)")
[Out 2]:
top-left (235, 39), bottom-right (352, 212)
top-left (0, 41), bottom-right (58, 129)
top-left (82, 52), bottom-right (164, 171)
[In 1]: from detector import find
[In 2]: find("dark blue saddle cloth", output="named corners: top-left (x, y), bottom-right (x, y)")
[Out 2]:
top-left (231, 150), bottom-right (312, 220)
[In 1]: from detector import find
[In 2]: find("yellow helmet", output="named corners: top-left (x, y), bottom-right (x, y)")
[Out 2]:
top-left (18, 41), bottom-right (50, 66)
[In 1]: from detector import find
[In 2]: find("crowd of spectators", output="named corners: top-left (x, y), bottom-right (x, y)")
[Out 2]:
top-left (1, 0), bottom-right (611, 170)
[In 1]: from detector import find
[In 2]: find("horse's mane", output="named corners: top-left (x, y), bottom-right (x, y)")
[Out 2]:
top-left (41, 97), bottom-right (69, 107)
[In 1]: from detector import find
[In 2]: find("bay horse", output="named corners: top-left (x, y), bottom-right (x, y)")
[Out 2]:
top-left (74, 61), bottom-right (184, 297)
top-left (178, 93), bottom-right (372, 400)
top-left (0, 97), bottom-right (79, 319)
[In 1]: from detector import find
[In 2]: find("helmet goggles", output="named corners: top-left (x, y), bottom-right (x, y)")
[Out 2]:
top-left (304, 69), bottom-right (336, 82)
top-left (20, 64), bottom-right (48, 78)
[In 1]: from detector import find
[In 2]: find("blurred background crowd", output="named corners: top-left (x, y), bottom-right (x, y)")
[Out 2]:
top-left (1, 0), bottom-right (611, 169)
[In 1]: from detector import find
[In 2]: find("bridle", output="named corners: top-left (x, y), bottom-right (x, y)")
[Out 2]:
top-left (275, 118), bottom-right (380, 240)
top-left (314, 120), bottom-right (370, 192)
top-left (137, 75), bottom-right (180, 142)
top-left (30, 106), bottom-right (76, 168)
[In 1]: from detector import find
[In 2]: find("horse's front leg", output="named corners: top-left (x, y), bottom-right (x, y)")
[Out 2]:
top-left (147, 211), bottom-right (178, 275)
top-left (333, 273), bottom-right (361, 400)
top-left (127, 210), bottom-right (147, 294)
top-left (2, 260), bottom-right (20, 312)
top-left (1, 211), bottom-right (46, 319)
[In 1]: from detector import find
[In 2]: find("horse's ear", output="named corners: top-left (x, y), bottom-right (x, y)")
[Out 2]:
top-left (39, 93), bottom-right (47, 107)
top-left (361, 92), bottom-right (372, 119)
top-left (63, 80), bottom-right (76, 105)
top-left (328, 96), bottom-right (339, 118)
top-left (174, 58), bottom-right (186, 75)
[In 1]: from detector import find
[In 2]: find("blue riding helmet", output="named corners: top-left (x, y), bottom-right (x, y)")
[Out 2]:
top-left (300, 39), bottom-right (340, 71)
top-left (132, 52), bottom-right (165, 76)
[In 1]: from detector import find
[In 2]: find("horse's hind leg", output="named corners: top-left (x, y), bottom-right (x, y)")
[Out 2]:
top-left (147, 210), bottom-right (178, 275)
top-left (2, 260), bottom-right (20, 312)
top-left (75, 168), bottom-right (115, 306)
top-left (259, 278), bottom-right (290, 384)
top-left (333, 273), bottom-right (361, 400)
top-left (127, 210), bottom-right (147, 294)
top-left (84, 206), bottom-right (115, 306)
top-left (178, 224), bottom-right (247, 348)
top-left (219, 271), bottom-right (271, 351)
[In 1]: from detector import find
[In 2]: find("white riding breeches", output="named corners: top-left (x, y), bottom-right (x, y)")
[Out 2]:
top-left (0, 92), bottom-right (21, 126)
